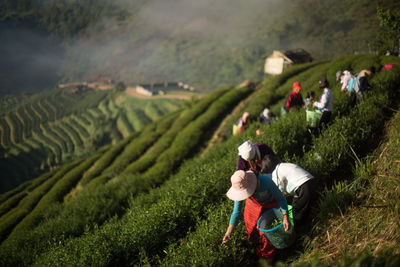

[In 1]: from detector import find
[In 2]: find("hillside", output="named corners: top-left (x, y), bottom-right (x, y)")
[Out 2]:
top-left (0, 54), bottom-right (399, 266)
top-left (1, 0), bottom-right (399, 95)
top-left (0, 85), bottom-right (184, 193)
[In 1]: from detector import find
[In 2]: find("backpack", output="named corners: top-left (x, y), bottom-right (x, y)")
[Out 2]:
top-left (347, 76), bottom-right (356, 93)
top-left (353, 74), bottom-right (362, 93)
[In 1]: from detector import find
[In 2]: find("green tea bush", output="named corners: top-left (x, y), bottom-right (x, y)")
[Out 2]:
top-left (0, 180), bottom-right (32, 205)
top-left (122, 89), bottom-right (230, 175)
top-left (36, 99), bottom-right (50, 123)
top-left (53, 126), bottom-right (74, 154)
top-left (17, 108), bottom-right (32, 139)
top-left (41, 129), bottom-right (64, 162)
top-left (25, 104), bottom-right (40, 132)
top-left (0, 162), bottom-right (79, 243)
top-left (98, 111), bottom-right (180, 180)
top-left (0, 87), bottom-right (248, 266)
top-left (3, 152), bottom-right (102, 244)
top-left (5, 55), bottom-right (398, 266)
top-left (0, 118), bottom-right (11, 146)
top-left (7, 114), bottom-right (23, 143)
top-left (0, 173), bottom-right (51, 218)
top-left (79, 132), bottom-right (139, 186)
top-left (59, 121), bottom-right (84, 148)
top-left (69, 117), bottom-right (90, 138)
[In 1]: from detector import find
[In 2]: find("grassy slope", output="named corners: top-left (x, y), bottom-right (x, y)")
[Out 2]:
top-left (294, 108), bottom-right (400, 266)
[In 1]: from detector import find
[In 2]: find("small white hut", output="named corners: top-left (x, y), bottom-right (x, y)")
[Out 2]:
top-left (264, 49), bottom-right (313, 75)
top-left (136, 86), bottom-right (155, 96)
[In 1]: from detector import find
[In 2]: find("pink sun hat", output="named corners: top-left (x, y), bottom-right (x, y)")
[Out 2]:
top-left (226, 170), bottom-right (258, 201)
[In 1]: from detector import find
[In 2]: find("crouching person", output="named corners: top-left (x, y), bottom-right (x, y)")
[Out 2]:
top-left (222, 170), bottom-right (290, 262)
top-left (261, 154), bottom-right (317, 228)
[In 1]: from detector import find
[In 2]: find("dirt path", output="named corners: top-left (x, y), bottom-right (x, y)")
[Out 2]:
top-left (125, 87), bottom-right (194, 100)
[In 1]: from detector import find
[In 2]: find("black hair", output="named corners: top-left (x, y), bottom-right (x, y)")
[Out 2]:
top-left (318, 77), bottom-right (329, 89)
top-left (368, 66), bottom-right (376, 74)
top-left (306, 91), bottom-right (315, 99)
top-left (261, 153), bottom-right (281, 173)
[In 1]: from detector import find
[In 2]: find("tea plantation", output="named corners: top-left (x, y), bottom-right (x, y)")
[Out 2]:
top-left (0, 54), bottom-right (399, 266)
top-left (0, 86), bottom-right (183, 192)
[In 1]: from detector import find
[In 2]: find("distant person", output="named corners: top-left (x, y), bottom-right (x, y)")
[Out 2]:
top-left (259, 108), bottom-right (275, 124)
top-left (355, 66), bottom-right (375, 102)
top-left (222, 170), bottom-right (290, 262)
top-left (313, 77), bottom-right (333, 128)
top-left (237, 112), bottom-right (250, 134)
top-left (261, 153), bottom-right (317, 227)
top-left (337, 70), bottom-right (353, 92)
top-left (283, 82), bottom-right (304, 114)
top-left (304, 91), bottom-right (315, 109)
top-left (236, 140), bottom-right (275, 173)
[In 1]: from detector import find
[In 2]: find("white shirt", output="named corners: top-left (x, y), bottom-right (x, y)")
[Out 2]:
top-left (271, 163), bottom-right (314, 195)
top-left (314, 88), bottom-right (332, 112)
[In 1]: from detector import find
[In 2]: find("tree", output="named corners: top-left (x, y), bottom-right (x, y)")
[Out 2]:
top-left (376, 7), bottom-right (400, 53)
top-left (115, 81), bottom-right (126, 92)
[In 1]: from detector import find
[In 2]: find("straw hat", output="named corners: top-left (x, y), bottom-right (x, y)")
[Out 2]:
top-left (238, 140), bottom-right (256, 161)
top-left (226, 170), bottom-right (258, 201)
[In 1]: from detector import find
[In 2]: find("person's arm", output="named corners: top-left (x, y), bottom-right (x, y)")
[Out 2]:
top-left (286, 94), bottom-right (293, 109)
top-left (236, 156), bottom-right (247, 171)
top-left (263, 176), bottom-right (291, 231)
top-left (314, 92), bottom-right (328, 109)
top-left (222, 201), bottom-right (243, 245)
top-left (222, 224), bottom-right (235, 246)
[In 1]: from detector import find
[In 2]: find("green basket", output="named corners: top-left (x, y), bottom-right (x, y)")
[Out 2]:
top-left (280, 106), bottom-right (288, 117)
top-left (257, 205), bottom-right (295, 249)
top-left (306, 109), bottom-right (322, 128)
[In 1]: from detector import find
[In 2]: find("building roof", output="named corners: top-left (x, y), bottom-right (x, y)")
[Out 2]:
top-left (283, 48), bottom-right (313, 63)
top-left (265, 48), bottom-right (313, 63)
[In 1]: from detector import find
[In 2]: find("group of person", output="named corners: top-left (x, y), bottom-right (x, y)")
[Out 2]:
top-left (222, 140), bottom-right (316, 262)
top-left (235, 77), bottom-right (334, 137)
top-left (226, 66), bottom-right (380, 262)
top-left (336, 66), bottom-right (375, 104)
top-left (236, 65), bottom-right (379, 138)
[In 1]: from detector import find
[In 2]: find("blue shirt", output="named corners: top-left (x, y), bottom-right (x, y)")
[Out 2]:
top-left (229, 174), bottom-right (288, 226)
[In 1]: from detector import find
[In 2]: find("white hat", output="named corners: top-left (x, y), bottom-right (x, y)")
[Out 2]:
top-left (262, 108), bottom-right (270, 118)
top-left (238, 140), bottom-right (256, 161)
top-left (226, 170), bottom-right (258, 201)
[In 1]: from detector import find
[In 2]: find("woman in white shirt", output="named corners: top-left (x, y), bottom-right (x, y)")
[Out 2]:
top-left (313, 77), bottom-right (333, 128)
top-left (261, 153), bottom-right (317, 227)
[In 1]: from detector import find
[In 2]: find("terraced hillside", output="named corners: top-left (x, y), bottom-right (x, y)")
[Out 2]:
top-left (0, 86), bottom-right (183, 192)
top-left (0, 55), bottom-right (399, 266)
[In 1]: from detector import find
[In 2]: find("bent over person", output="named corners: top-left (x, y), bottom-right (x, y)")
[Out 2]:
top-left (236, 140), bottom-right (275, 173)
top-left (261, 154), bottom-right (317, 227)
top-left (222, 170), bottom-right (290, 261)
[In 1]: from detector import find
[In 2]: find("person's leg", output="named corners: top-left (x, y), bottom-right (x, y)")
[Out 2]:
top-left (292, 179), bottom-right (316, 226)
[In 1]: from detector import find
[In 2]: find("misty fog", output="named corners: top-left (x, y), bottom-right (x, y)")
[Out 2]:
top-left (0, 20), bottom-right (64, 96)
top-left (0, 0), bottom-right (383, 94)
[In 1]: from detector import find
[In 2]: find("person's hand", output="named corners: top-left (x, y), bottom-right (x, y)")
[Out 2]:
top-left (222, 232), bottom-right (231, 246)
top-left (283, 213), bottom-right (291, 232)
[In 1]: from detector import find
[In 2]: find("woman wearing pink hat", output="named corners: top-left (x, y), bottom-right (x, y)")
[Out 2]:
top-left (222, 170), bottom-right (291, 261)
